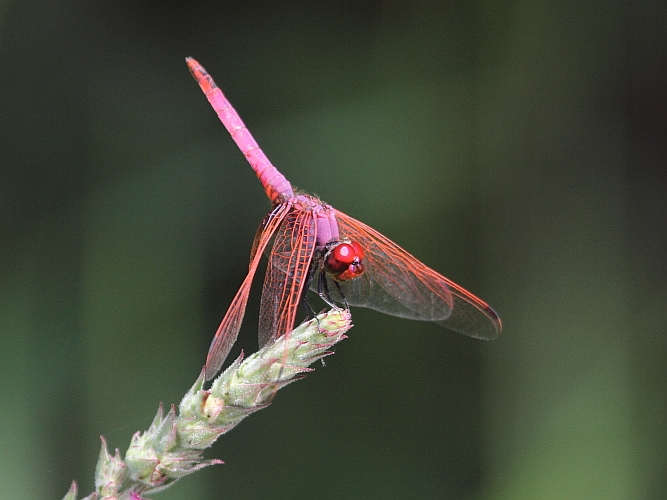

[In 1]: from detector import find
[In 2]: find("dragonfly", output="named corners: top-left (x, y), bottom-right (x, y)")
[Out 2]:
top-left (186, 57), bottom-right (502, 380)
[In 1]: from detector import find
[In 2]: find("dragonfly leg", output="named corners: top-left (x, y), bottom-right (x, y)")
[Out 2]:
top-left (333, 279), bottom-right (349, 310)
top-left (299, 260), bottom-right (320, 320)
top-left (301, 296), bottom-right (316, 320)
top-left (318, 271), bottom-right (345, 310)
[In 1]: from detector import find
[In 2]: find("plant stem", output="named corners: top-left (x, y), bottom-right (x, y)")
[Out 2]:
top-left (62, 309), bottom-right (352, 500)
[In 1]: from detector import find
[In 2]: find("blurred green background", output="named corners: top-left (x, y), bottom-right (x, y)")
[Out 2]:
top-left (1, 1), bottom-right (665, 499)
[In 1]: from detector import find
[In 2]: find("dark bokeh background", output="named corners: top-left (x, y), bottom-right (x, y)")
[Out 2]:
top-left (1, 1), bottom-right (666, 499)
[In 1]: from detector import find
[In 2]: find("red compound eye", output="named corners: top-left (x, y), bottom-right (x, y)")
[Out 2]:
top-left (325, 241), bottom-right (365, 281)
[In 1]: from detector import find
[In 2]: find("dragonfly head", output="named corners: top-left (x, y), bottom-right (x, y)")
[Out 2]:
top-left (324, 240), bottom-right (365, 281)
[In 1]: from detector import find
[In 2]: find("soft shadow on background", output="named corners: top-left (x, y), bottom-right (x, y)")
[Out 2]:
top-left (1, 1), bottom-right (665, 499)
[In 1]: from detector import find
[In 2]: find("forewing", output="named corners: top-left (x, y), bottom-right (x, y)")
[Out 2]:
top-left (258, 207), bottom-right (317, 348)
top-left (248, 205), bottom-right (283, 265)
top-left (334, 210), bottom-right (501, 340)
top-left (205, 203), bottom-right (290, 380)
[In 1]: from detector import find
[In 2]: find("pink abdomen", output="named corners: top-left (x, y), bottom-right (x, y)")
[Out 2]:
top-left (186, 58), bottom-right (293, 204)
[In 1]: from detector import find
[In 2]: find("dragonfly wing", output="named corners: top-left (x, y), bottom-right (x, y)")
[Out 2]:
top-left (248, 204), bottom-right (284, 265)
top-left (334, 210), bottom-right (502, 340)
top-left (205, 203), bottom-right (290, 380)
top-left (258, 207), bottom-right (317, 348)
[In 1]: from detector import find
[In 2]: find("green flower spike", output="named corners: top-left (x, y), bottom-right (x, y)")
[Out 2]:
top-left (63, 309), bottom-right (352, 500)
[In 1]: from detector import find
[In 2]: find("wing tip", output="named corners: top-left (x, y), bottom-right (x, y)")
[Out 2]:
top-left (483, 304), bottom-right (503, 339)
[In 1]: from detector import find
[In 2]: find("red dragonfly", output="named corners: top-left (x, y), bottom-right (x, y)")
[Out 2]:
top-left (186, 58), bottom-right (502, 380)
